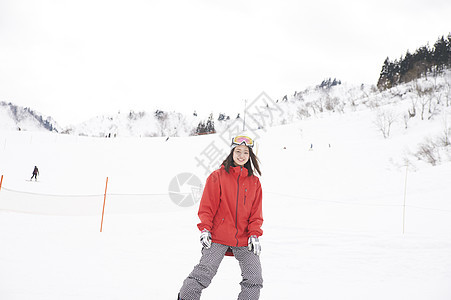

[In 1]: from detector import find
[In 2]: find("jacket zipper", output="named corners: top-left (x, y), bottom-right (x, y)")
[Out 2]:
top-left (234, 168), bottom-right (241, 247)
top-left (244, 189), bottom-right (247, 206)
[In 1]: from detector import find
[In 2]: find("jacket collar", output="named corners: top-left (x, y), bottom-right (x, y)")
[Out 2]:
top-left (221, 165), bottom-right (249, 177)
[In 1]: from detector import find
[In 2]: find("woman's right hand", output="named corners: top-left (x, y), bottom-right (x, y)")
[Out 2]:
top-left (200, 229), bottom-right (212, 249)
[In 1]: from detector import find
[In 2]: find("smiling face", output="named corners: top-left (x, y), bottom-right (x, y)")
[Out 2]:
top-left (233, 145), bottom-right (250, 167)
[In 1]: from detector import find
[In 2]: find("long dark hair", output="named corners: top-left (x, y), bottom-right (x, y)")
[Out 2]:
top-left (221, 146), bottom-right (261, 176)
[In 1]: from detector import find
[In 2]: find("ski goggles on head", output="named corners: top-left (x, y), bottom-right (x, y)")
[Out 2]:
top-left (231, 135), bottom-right (254, 148)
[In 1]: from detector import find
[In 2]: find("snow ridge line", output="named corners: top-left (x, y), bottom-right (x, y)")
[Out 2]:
top-left (0, 187), bottom-right (168, 198)
top-left (266, 191), bottom-right (451, 213)
top-left (2, 188), bottom-right (450, 213)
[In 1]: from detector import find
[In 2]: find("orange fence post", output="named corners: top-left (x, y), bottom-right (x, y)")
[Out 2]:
top-left (100, 177), bottom-right (109, 232)
top-left (0, 175), bottom-right (3, 191)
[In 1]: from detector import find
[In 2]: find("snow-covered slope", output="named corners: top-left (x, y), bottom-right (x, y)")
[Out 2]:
top-left (2, 70), bottom-right (450, 140)
top-left (0, 79), bottom-right (450, 299)
top-left (0, 102), bottom-right (61, 133)
top-left (63, 110), bottom-right (200, 138)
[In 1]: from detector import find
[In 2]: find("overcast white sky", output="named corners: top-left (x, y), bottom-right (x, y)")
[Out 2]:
top-left (0, 0), bottom-right (450, 126)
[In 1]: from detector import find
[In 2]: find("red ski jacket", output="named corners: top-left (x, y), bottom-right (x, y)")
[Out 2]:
top-left (197, 165), bottom-right (263, 247)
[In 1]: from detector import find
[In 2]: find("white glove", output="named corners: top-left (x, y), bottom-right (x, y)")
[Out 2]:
top-left (248, 235), bottom-right (261, 256)
top-left (200, 229), bottom-right (212, 249)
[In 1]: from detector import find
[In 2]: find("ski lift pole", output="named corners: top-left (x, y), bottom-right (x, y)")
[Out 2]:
top-left (402, 164), bottom-right (408, 234)
top-left (100, 177), bottom-right (109, 232)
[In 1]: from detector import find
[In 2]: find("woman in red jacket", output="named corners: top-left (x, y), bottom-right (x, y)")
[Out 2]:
top-left (178, 135), bottom-right (263, 300)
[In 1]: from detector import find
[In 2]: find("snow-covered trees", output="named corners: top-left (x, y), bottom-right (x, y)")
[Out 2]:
top-left (374, 109), bottom-right (397, 138)
top-left (195, 113), bottom-right (216, 135)
top-left (377, 34), bottom-right (451, 90)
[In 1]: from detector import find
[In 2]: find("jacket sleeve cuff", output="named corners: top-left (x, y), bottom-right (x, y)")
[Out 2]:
top-left (248, 229), bottom-right (263, 237)
top-left (197, 223), bottom-right (212, 232)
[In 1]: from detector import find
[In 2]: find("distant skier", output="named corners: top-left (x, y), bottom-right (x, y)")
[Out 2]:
top-left (30, 166), bottom-right (39, 181)
top-left (178, 135), bottom-right (263, 300)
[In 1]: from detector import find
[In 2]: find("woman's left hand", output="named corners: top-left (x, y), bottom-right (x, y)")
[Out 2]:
top-left (248, 235), bottom-right (261, 256)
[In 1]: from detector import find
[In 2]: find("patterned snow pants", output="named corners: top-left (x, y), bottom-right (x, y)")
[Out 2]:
top-left (179, 243), bottom-right (263, 300)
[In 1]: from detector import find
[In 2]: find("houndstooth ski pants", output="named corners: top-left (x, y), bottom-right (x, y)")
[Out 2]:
top-left (179, 243), bottom-right (263, 300)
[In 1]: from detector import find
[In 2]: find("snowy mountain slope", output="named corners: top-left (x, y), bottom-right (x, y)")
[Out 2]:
top-left (0, 102), bottom-right (61, 132)
top-left (2, 70), bottom-right (450, 140)
top-left (63, 110), bottom-right (199, 138)
top-left (66, 70), bottom-right (451, 138)
top-left (0, 83), bottom-right (450, 299)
